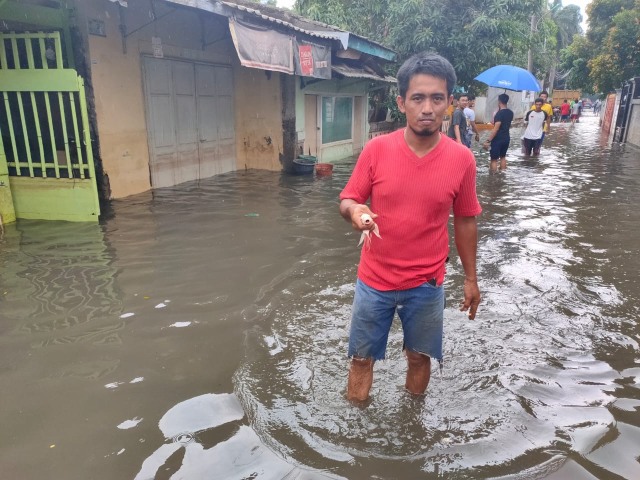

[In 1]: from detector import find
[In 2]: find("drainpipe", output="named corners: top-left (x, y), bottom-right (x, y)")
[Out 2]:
top-left (118, 4), bottom-right (127, 54)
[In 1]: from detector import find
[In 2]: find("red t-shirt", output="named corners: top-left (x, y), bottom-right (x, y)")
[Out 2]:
top-left (560, 103), bottom-right (570, 115)
top-left (340, 129), bottom-right (481, 291)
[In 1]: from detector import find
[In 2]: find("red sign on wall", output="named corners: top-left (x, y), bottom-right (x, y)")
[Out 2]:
top-left (298, 45), bottom-right (313, 76)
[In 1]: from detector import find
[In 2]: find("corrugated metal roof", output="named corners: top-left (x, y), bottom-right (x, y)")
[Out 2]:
top-left (331, 63), bottom-right (396, 84)
top-left (157, 0), bottom-right (395, 60)
top-left (221, 1), bottom-right (351, 48)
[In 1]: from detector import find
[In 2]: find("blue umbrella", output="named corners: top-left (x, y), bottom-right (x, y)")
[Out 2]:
top-left (474, 65), bottom-right (540, 92)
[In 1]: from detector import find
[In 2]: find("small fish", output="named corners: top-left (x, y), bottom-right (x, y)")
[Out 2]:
top-left (358, 213), bottom-right (381, 248)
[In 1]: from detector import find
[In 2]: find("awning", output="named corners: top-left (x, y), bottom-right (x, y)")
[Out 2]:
top-left (331, 62), bottom-right (396, 84)
top-left (293, 40), bottom-right (331, 79)
top-left (161, 1), bottom-right (396, 62)
top-left (229, 18), bottom-right (333, 79)
top-left (229, 18), bottom-right (294, 74)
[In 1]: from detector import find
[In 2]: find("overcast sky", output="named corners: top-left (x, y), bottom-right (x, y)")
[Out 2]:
top-left (275, 0), bottom-right (591, 31)
top-left (566, 0), bottom-right (591, 31)
top-left (276, 0), bottom-right (295, 8)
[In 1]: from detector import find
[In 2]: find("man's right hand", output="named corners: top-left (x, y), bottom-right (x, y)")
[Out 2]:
top-left (346, 203), bottom-right (378, 232)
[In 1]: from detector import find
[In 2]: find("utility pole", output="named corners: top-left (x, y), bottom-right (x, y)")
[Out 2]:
top-left (527, 14), bottom-right (536, 73)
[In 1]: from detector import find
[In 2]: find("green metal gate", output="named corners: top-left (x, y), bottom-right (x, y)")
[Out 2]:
top-left (0, 31), bottom-right (99, 223)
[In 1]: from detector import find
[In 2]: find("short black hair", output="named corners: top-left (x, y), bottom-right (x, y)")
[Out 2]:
top-left (541, 91), bottom-right (549, 96)
top-left (456, 93), bottom-right (469, 100)
top-left (397, 52), bottom-right (457, 98)
top-left (534, 97), bottom-right (544, 103)
top-left (498, 93), bottom-right (510, 105)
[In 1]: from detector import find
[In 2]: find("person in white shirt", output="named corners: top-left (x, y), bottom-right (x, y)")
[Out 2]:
top-left (464, 95), bottom-right (480, 146)
top-left (571, 101), bottom-right (581, 123)
top-left (521, 98), bottom-right (548, 156)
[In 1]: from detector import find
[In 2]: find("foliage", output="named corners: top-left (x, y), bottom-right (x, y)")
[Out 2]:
top-left (589, 8), bottom-right (640, 93)
top-left (561, 0), bottom-right (639, 93)
top-left (586, 0), bottom-right (635, 45)
top-left (549, 0), bottom-right (582, 49)
top-left (560, 35), bottom-right (594, 92)
top-left (295, 0), bottom-right (551, 93)
top-left (544, 1), bottom-right (582, 90)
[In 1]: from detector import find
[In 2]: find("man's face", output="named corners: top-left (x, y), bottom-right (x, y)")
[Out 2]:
top-left (534, 101), bottom-right (543, 111)
top-left (397, 74), bottom-right (451, 138)
top-left (458, 96), bottom-right (469, 109)
top-left (540, 93), bottom-right (548, 103)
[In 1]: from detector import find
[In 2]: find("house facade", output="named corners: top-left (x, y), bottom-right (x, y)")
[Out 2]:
top-left (0, 0), bottom-right (395, 223)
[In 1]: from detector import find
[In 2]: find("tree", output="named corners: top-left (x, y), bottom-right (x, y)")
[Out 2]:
top-left (560, 0), bottom-right (640, 94)
top-left (586, 0), bottom-right (635, 45)
top-left (547, 1), bottom-right (583, 90)
top-left (560, 35), bottom-right (595, 92)
top-left (295, 0), bottom-right (545, 92)
top-left (589, 7), bottom-right (640, 93)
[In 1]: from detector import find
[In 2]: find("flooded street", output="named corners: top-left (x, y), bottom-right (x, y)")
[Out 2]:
top-left (1, 113), bottom-right (640, 479)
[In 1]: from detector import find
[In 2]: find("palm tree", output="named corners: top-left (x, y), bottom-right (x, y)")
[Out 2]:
top-left (547, 0), bottom-right (582, 90)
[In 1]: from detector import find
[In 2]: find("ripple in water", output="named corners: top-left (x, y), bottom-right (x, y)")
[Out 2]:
top-left (234, 273), bottom-right (621, 477)
top-left (234, 117), bottom-right (634, 478)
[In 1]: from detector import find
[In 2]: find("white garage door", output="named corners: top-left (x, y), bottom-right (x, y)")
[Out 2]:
top-left (142, 57), bottom-right (236, 188)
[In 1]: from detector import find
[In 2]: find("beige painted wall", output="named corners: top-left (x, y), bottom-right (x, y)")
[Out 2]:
top-left (234, 69), bottom-right (283, 171)
top-left (76, 0), bottom-right (282, 198)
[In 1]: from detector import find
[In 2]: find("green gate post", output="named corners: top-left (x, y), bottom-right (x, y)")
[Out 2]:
top-left (0, 135), bottom-right (16, 225)
top-left (0, 30), bottom-right (100, 222)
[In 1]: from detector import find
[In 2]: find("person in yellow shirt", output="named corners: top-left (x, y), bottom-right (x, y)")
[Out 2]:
top-left (531, 90), bottom-right (553, 148)
top-left (445, 97), bottom-right (457, 119)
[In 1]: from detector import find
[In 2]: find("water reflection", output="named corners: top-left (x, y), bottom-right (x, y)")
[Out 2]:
top-left (1, 115), bottom-right (640, 479)
top-left (135, 393), bottom-right (340, 479)
top-left (0, 219), bottom-right (123, 359)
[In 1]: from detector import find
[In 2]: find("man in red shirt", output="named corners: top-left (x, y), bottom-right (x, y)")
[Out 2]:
top-left (560, 99), bottom-right (571, 122)
top-left (339, 53), bottom-right (482, 402)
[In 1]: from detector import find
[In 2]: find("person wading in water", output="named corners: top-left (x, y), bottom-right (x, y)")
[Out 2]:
top-left (339, 53), bottom-right (482, 402)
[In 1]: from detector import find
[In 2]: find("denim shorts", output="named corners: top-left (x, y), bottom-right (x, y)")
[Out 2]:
top-left (348, 278), bottom-right (445, 361)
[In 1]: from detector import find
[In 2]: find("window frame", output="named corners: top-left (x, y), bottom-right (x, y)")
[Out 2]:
top-left (319, 95), bottom-right (354, 146)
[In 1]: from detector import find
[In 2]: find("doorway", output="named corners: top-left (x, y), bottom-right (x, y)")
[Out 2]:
top-left (142, 57), bottom-right (236, 188)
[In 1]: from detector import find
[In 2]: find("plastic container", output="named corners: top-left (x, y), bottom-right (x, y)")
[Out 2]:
top-left (292, 155), bottom-right (317, 175)
top-left (315, 163), bottom-right (333, 176)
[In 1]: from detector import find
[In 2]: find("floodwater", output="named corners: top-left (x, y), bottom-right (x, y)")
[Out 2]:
top-left (1, 113), bottom-right (639, 480)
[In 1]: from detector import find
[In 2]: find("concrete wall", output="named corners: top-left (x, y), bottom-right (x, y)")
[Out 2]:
top-left (480, 87), bottom-right (532, 124)
top-left (235, 69), bottom-right (284, 171)
top-left (474, 97), bottom-right (488, 123)
top-left (610, 90), bottom-right (622, 143)
top-left (626, 101), bottom-right (640, 148)
top-left (602, 93), bottom-right (617, 136)
top-left (76, 0), bottom-right (282, 198)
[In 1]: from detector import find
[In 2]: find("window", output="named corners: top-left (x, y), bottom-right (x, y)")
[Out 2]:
top-left (321, 96), bottom-right (352, 144)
